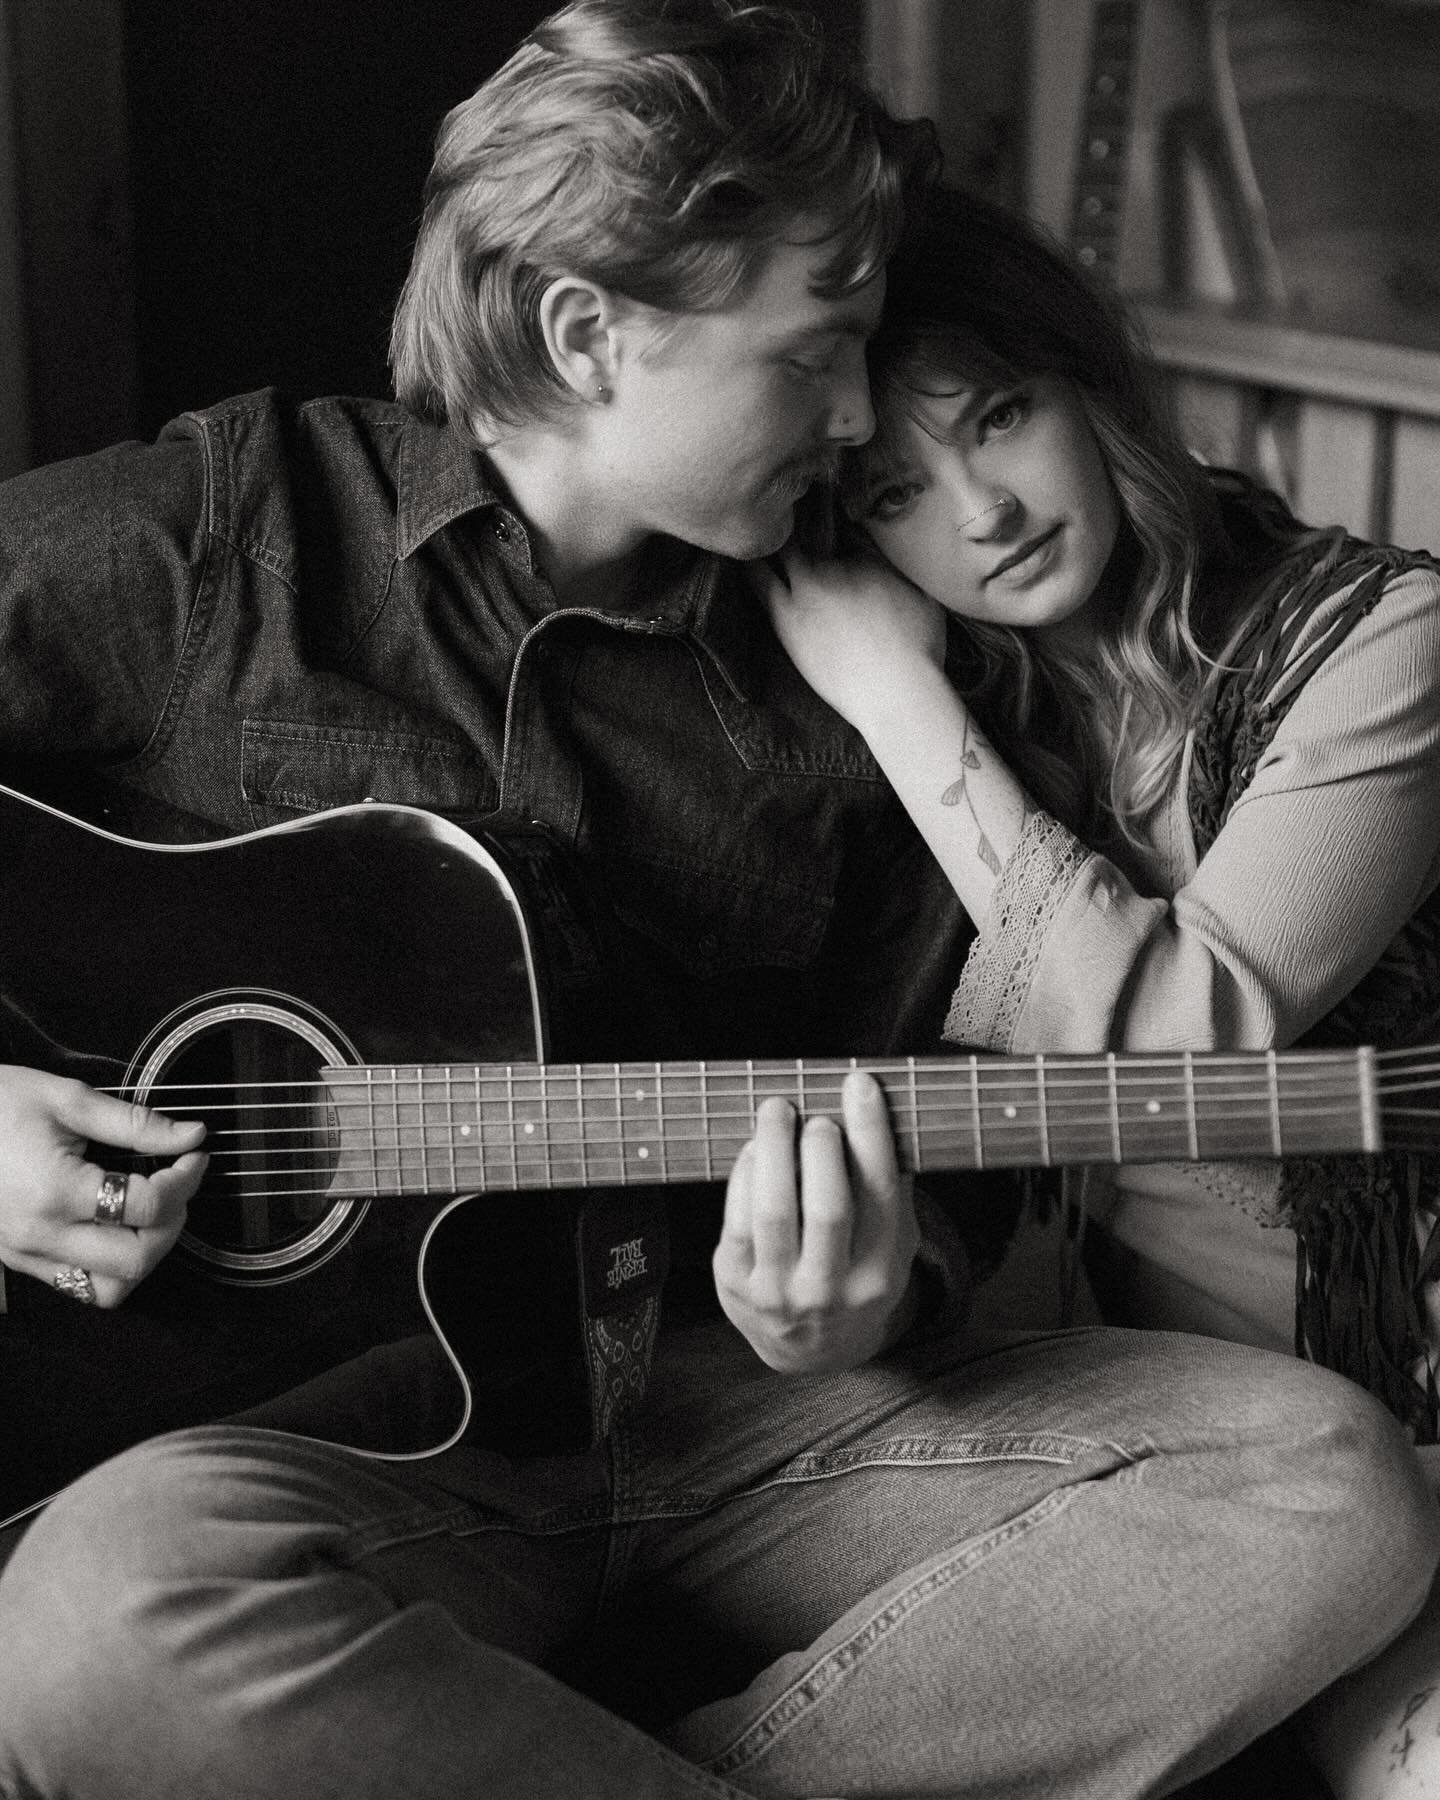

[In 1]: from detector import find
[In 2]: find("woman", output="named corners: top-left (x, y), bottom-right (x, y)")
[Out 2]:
top-left (757, 183), bottom-right (1440, 1797)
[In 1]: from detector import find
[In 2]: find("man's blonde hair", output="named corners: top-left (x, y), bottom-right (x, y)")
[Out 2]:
top-left (390, 0), bottom-right (934, 443)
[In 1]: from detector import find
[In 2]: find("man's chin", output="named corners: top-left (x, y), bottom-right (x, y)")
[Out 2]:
top-left (717, 503), bottom-right (793, 561)
top-left (661, 499), bottom-right (794, 562)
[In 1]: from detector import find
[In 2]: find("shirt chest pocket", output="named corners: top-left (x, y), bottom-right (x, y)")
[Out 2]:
top-left (241, 719), bottom-right (495, 829)
top-left (602, 845), bottom-right (832, 982)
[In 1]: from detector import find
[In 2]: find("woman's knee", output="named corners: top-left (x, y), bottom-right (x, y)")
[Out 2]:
top-left (1258, 1365), bottom-right (1440, 1639)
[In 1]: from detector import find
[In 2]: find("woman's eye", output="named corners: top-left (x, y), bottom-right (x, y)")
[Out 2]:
top-left (979, 390), bottom-right (1031, 438)
top-left (867, 482), bottom-right (919, 522)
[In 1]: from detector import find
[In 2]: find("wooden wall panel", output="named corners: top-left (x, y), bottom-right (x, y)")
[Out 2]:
top-left (1169, 373), bottom-right (1253, 468)
top-left (1390, 417), bottom-right (1440, 557)
top-left (1293, 401), bottom-right (1383, 540)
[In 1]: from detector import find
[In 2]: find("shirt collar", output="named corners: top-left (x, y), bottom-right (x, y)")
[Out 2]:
top-left (394, 413), bottom-right (502, 561)
top-left (686, 558), bottom-right (757, 703)
top-left (393, 410), bottom-right (757, 701)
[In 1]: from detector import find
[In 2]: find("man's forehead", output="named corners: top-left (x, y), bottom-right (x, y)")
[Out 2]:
top-left (744, 236), bottom-right (885, 336)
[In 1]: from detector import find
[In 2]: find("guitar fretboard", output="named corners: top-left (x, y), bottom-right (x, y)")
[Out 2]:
top-left (1068, 0), bottom-right (1141, 276)
top-left (319, 1049), bottom-right (1378, 1198)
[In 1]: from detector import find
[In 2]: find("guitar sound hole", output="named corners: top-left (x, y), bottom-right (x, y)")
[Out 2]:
top-left (152, 1016), bottom-right (347, 1277)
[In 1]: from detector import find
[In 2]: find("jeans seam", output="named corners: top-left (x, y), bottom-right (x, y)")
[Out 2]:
top-left (346, 1436), bottom-right (1132, 1559)
top-left (702, 1484), bottom-right (1082, 1779)
top-left (345, 1489), bottom-right (628, 1558)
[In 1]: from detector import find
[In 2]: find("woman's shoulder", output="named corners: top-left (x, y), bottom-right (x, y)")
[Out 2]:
top-left (1203, 470), bottom-right (1440, 699)
top-left (1263, 538), bottom-right (1440, 715)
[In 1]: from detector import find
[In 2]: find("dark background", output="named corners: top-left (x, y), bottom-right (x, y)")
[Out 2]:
top-left (122, 0), bottom-right (863, 440)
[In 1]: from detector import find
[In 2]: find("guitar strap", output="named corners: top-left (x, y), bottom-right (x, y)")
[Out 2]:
top-left (482, 819), bottom-right (675, 1447)
top-left (574, 1188), bottom-right (671, 1442)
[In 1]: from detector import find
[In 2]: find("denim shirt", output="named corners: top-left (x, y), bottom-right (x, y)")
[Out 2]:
top-left (0, 389), bottom-right (976, 1335)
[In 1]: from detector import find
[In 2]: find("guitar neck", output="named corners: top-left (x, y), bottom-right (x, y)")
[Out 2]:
top-left (320, 1048), bottom-right (1380, 1198)
top-left (1068, 0), bottom-right (1141, 276)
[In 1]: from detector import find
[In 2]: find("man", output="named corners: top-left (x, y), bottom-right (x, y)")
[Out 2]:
top-left (0, 5), bottom-right (1434, 1796)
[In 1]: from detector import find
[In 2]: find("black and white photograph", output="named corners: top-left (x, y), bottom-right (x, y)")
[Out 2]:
top-left (2, 4), bottom-right (1440, 1795)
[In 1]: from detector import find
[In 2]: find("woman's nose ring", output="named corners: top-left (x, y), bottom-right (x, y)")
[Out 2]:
top-left (961, 495), bottom-right (1017, 530)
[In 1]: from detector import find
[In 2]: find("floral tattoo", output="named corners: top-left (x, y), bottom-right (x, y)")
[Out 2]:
top-left (941, 717), bottom-right (1003, 875)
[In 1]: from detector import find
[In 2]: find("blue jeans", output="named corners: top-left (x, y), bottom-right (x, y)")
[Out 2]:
top-left (1, 1320), bottom-right (1434, 1800)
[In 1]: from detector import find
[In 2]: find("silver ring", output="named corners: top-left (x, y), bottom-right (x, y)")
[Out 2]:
top-left (94, 1169), bottom-right (129, 1226)
top-left (54, 1266), bottom-right (97, 1305)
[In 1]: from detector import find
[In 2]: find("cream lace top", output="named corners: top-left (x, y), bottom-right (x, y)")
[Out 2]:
top-left (942, 563), bottom-right (1440, 1349)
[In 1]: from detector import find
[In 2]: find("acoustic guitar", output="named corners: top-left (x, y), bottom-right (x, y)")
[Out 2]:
top-left (2, 785), bottom-right (1432, 1522)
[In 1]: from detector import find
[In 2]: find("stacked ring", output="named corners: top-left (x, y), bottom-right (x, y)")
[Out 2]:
top-left (54, 1266), bottom-right (97, 1305)
top-left (94, 1169), bottom-right (129, 1226)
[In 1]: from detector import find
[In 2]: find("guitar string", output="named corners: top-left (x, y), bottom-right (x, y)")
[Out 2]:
top-left (116, 1088), bottom-right (1390, 1139)
top-left (90, 1054), bottom-right (1440, 1197)
top-left (97, 1045), bottom-right (1392, 1102)
top-left (132, 1094), bottom-right (1405, 1198)
top-left (102, 1081), bottom-right (1410, 1139)
top-left (129, 1073), bottom-right (1380, 1114)
top-left (92, 1067), bottom-right (1394, 1111)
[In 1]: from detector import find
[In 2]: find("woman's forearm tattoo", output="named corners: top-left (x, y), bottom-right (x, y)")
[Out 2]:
top-left (940, 716), bottom-right (1003, 875)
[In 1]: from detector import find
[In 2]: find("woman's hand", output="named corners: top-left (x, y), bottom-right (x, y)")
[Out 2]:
top-left (712, 1070), bottom-right (920, 1375)
top-left (0, 1064), bottom-right (207, 1307)
top-left (750, 546), bottom-right (948, 734)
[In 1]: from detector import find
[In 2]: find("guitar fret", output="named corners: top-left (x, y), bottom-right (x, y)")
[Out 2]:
top-left (1358, 1046), bottom-right (1381, 1153)
top-left (1183, 1051), bottom-right (1199, 1160)
top-left (444, 1067), bottom-right (457, 1195)
top-left (612, 1063), bottom-right (624, 1184)
top-left (1106, 1053), bottom-right (1122, 1161)
top-left (366, 1066), bottom-right (378, 1195)
top-left (503, 1064), bottom-right (516, 1188)
top-left (970, 1056), bottom-right (984, 1168)
top-left (1267, 1049), bottom-right (1283, 1155)
top-left (905, 1057), bottom-right (921, 1172)
top-left (700, 1061), bottom-right (714, 1182)
top-left (1036, 1055), bottom-right (1051, 1166)
top-left (575, 1066), bottom-right (589, 1188)
top-left (655, 1064), bottom-right (668, 1182)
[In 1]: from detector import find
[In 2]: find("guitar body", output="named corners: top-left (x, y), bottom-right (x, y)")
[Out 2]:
top-left (2, 786), bottom-right (1408, 1519)
top-left (1, 788), bottom-right (556, 1517)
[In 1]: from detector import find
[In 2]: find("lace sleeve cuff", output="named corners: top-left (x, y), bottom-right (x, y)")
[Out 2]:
top-left (942, 810), bottom-right (1091, 1051)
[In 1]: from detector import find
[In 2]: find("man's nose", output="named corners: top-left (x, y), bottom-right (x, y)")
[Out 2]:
top-left (825, 348), bottom-right (876, 446)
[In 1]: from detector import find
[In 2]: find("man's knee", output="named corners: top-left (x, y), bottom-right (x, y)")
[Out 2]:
top-left (0, 1432), bottom-right (229, 1779)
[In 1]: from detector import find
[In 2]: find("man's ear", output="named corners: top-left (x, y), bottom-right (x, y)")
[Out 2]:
top-left (538, 275), bottom-right (625, 404)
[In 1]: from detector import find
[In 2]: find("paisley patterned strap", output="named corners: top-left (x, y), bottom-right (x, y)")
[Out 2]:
top-left (574, 1188), bottom-right (670, 1443)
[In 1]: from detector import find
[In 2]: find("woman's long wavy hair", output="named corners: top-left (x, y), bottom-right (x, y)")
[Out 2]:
top-left (843, 186), bottom-right (1283, 844)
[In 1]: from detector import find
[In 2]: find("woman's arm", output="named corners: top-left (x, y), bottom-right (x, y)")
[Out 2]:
top-left (754, 551), bottom-right (1034, 925)
top-left (763, 552), bottom-right (1440, 1056)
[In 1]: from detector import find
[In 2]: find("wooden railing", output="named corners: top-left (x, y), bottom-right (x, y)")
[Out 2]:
top-left (1139, 299), bottom-right (1440, 555)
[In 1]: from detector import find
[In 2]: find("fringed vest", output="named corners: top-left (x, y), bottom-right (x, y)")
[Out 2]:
top-left (1189, 523), bottom-right (1440, 1440)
